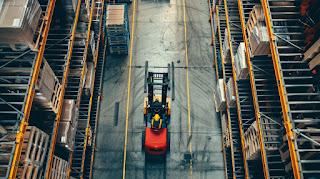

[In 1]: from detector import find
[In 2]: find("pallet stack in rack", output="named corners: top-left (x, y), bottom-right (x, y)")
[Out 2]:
top-left (50, 156), bottom-right (68, 179)
top-left (34, 59), bottom-right (62, 113)
top-left (212, 0), bottom-right (320, 178)
top-left (106, 4), bottom-right (130, 55)
top-left (0, 0), bottom-right (55, 178)
top-left (17, 126), bottom-right (49, 179)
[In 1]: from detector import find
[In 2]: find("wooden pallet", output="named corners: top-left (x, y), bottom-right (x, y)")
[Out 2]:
top-left (34, 59), bottom-right (62, 113)
top-left (50, 156), bottom-right (68, 179)
top-left (244, 121), bottom-right (260, 160)
top-left (17, 126), bottom-right (49, 179)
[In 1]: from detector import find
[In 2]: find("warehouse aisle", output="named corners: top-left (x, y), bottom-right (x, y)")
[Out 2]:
top-left (93, 0), bottom-right (224, 178)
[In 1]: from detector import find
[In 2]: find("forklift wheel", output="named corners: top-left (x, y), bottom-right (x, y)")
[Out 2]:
top-left (142, 131), bottom-right (145, 151)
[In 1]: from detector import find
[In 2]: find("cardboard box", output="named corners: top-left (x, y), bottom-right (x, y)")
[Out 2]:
top-left (57, 121), bottom-right (77, 151)
top-left (0, 0), bottom-right (42, 48)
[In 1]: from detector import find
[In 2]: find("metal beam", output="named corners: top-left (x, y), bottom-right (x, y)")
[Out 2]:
top-left (236, 0), bottom-right (271, 178)
top-left (8, 0), bottom-right (57, 178)
top-left (260, 1), bottom-right (301, 178)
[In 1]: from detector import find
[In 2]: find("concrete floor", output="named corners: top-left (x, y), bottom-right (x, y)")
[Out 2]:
top-left (93, 0), bottom-right (224, 178)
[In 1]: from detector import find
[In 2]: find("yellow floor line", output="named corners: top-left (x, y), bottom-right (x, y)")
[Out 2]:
top-left (182, 0), bottom-right (193, 177)
top-left (122, 0), bottom-right (137, 179)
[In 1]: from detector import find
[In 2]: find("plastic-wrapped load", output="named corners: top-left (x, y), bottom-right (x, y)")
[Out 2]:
top-left (34, 59), bottom-right (62, 113)
top-left (61, 100), bottom-right (79, 126)
top-left (0, 0), bottom-right (42, 49)
top-left (235, 42), bottom-right (248, 80)
top-left (57, 119), bottom-right (77, 151)
top-left (222, 28), bottom-right (231, 63)
top-left (57, 100), bottom-right (79, 150)
top-left (215, 79), bottom-right (226, 111)
top-left (84, 62), bottom-right (94, 96)
top-left (226, 78), bottom-right (236, 106)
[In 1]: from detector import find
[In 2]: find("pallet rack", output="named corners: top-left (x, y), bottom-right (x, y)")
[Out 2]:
top-left (0, 0), bottom-right (106, 178)
top-left (211, 0), bottom-right (320, 178)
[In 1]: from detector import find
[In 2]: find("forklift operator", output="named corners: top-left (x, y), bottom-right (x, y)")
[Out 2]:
top-left (151, 113), bottom-right (162, 129)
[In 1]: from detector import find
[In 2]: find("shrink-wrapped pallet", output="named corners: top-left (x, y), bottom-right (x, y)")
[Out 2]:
top-left (57, 120), bottom-right (77, 151)
top-left (34, 59), bottom-right (62, 113)
top-left (215, 79), bottom-right (226, 111)
top-left (84, 62), bottom-right (94, 96)
top-left (226, 78), bottom-right (236, 106)
top-left (222, 28), bottom-right (231, 63)
top-left (61, 99), bottom-right (79, 126)
top-left (0, 0), bottom-right (42, 49)
top-left (235, 42), bottom-right (248, 80)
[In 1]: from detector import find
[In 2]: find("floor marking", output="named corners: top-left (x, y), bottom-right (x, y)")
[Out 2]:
top-left (182, 0), bottom-right (193, 176)
top-left (122, 0), bottom-right (137, 178)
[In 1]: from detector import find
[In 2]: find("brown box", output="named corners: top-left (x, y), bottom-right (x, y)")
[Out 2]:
top-left (50, 155), bottom-right (68, 179)
top-left (0, 0), bottom-right (42, 48)
top-left (18, 126), bottom-right (49, 179)
top-left (34, 59), bottom-right (62, 113)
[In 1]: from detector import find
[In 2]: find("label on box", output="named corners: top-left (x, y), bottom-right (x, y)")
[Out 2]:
top-left (12, 18), bottom-right (21, 27)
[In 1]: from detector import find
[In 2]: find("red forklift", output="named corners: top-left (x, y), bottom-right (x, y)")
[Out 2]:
top-left (142, 62), bottom-right (172, 159)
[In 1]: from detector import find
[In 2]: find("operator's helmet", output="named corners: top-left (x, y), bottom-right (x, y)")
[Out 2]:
top-left (154, 114), bottom-right (161, 121)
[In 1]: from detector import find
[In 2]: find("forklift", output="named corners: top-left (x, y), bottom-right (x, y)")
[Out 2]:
top-left (142, 62), bottom-right (172, 159)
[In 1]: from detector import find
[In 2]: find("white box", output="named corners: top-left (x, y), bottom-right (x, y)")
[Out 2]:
top-left (235, 42), bottom-right (248, 80)
top-left (215, 79), bottom-right (226, 111)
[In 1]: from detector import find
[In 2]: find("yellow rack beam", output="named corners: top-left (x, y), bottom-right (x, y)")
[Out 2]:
top-left (260, 1), bottom-right (300, 178)
top-left (208, 2), bottom-right (228, 179)
top-left (88, 1), bottom-right (106, 178)
top-left (44, 0), bottom-right (83, 178)
top-left (66, 0), bottom-right (104, 178)
top-left (236, 0), bottom-right (271, 178)
top-left (8, 1), bottom-right (57, 178)
top-left (215, 5), bottom-right (237, 179)
top-left (208, 0), bottom-right (219, 80)
top-left (223, 0), bottom-right (250, 178)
